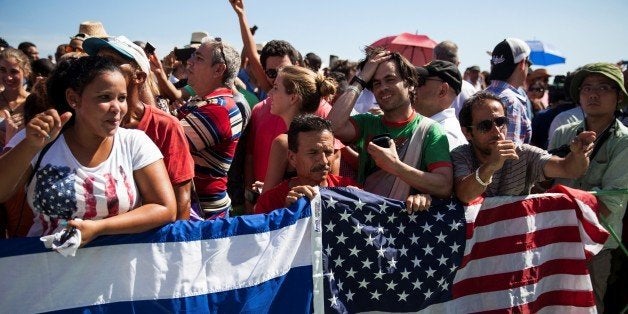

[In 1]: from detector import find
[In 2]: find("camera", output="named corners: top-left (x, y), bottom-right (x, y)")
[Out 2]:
top-left (371, 133), bottom-right (391, 148)
top-left (174, 47), bottom-right (196, 61)
top-left (144, 42), bottom-right (155, 55)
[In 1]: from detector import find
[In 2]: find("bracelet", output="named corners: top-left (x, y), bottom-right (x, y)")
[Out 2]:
top-left (475, 167), bottom-right (492, 186)
top-left (346, 85), bottom-right (361, 95)
top-left (350, 75), bottom-right (367, 89)
top-left (183, 84), bottom-right (197, 97)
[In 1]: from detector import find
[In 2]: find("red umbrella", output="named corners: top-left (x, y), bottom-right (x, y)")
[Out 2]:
top-left (370, 32), bottom-right (437, 66)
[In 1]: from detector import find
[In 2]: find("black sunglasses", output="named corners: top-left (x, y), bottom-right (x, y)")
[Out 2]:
top-left (265, 68), bottom-right (278, 79)
top-left (529, 87), bottom-right (545, 93)
top-left (469, 116), bottom-right (508, 133)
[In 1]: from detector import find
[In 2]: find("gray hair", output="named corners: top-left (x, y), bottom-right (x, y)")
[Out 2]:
top-left (207, 38), bottom-right (240, 87)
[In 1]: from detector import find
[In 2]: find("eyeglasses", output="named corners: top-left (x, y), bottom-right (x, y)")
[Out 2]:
top-left (579, 83), bottom-right (616, 95)
top-left (265, 68), bottom-right (278, 79)
top-left (529, 87), bottom-right (545, 93)
top-left (468, 116), bottom-right (509, 133)
top-left (64, 45), bottom-right (84, 53)
top-left (215, 37), bottom-right (229, 70)
top-left (525, 59), bottom-right (532, 67)
top-left (417, 76), bottom-right (443, 87)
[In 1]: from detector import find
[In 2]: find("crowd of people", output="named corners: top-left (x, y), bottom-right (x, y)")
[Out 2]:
top-left (1, 0), bottom-right (627, 311)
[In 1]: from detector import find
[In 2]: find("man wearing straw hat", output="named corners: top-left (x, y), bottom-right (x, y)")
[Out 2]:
top-left (549, 63), bottom-right (628, 313)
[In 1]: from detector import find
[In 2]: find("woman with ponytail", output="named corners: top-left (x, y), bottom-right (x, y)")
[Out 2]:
top-left (261, 65), bottom-right (339, 193)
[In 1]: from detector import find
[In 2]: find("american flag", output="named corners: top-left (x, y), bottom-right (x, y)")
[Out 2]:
top-left (319, 187), bottom-right (466, 313)
top-left (450, 185), bottom-right (609, 313)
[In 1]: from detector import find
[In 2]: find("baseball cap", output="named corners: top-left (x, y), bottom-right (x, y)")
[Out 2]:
top-left (570, 62), bottom-right (628, 107)
top-left (84, 35), bottom-right (150, 74)
top-left (416, 60), bottom-right (462, 95)
top-left (490, 38), bottom-right (530, 81)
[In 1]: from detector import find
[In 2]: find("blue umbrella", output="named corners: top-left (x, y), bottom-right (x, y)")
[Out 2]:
top-left (525, 40), bottom-right (566, 66)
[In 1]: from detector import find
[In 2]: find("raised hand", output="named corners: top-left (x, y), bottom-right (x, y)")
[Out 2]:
top-left (570, 130), bottom-right (596, 157)
top-left (25, 109), bottom-right (72, 148)
top-left (485, 139), bottom-right (519, 172)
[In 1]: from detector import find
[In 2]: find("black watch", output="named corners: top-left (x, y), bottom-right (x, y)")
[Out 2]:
top-left (350, 75), bottom-right (367, 89)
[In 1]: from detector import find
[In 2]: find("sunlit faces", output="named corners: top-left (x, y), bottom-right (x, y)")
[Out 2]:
top-left (25, 46), bottom-right (39, 60)
top-left (464, 99), bottom-right (507, 156)
top-left (268, 73), bottom-right (299, 117)
top-left (414, 76), bottom-right (444, 114)
top-left (69, 70), bottom-right (128, 138)
top-left (370, 60), bottom-right (412, 113)
top-left (288, 130), bottom-right (335, 186)
top-left (0, 57), bottom-right (26, 90)
top-left (264, 55), bottom-right (292, 83)
top-left (579, 74), bottom-right (622, 118)
top-left (186, 43), bottom-right (221, 93)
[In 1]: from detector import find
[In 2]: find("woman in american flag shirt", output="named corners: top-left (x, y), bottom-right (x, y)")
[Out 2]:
top-left (0, 56), bottom-right (176, 245)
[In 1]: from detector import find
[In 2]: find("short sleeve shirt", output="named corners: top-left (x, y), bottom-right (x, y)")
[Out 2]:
top-left (451, 143), bottom-right (552, 197)
top-left (349, 113), bottom-right (451, 183)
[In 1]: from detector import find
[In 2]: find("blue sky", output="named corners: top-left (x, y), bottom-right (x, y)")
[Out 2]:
top-left (2, 0), bottom-right (627, 77)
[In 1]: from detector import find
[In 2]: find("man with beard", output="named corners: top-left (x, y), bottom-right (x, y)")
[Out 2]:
top-left (254, 115), bottom-right (357, 214)
top-left (452, 91), bottom-right (595, 203)
top-left (328, 50), bottom-right (452, 205)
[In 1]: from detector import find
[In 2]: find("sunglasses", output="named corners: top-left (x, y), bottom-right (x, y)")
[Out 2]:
top-left (468, 116), bottom-right (508, 133)
top-left (417, 76), bottom-right (443, 87)
top-left (529, 87), bottom-right (545, 93)
top-left (265, 68), bottom-right (278, 79)
top-left (215, 37), bottom-right (229, 70)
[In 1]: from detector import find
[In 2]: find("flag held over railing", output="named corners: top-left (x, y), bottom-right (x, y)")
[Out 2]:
top-left (0, 186), bottom-right (608, 313)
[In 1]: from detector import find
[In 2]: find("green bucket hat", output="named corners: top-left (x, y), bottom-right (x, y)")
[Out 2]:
top-left (570, 62), bottom-right (628, 107)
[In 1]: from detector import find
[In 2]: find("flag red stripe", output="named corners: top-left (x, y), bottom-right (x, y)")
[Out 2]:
top-left (453, 259), bottom-right (589, 297)
top-left (472, 195), bottom-right (573, 227)
top-left (460, 226), bottom-right (581, 267)
top-left (477, 290), bottom-right (596, 313)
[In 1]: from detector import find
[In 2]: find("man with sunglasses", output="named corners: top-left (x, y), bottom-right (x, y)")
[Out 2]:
top-left (486, 38), bottom-right (533, 145)
top-left (548, 63), bottom-right (628, 313)
top-left (452, 91), bottom-right (595, 203)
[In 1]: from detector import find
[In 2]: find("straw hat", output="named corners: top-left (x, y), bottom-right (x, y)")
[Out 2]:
top-left (186, 31), bottom-right (210, 48)
top-left (77, 21), bottom-right (109, 38)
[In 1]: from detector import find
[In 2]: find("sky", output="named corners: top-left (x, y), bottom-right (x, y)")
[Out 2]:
top-left (2, 0), bottom-right (627, 79)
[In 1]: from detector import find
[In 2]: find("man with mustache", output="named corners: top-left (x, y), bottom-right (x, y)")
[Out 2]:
top-left (452, 91), bottom-right (596, 203)
top-left (254, 115), bottom-right (357, 214)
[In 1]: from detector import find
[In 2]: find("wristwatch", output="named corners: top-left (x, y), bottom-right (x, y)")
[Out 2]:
top-left (350, 75), bottom-right (367, 89)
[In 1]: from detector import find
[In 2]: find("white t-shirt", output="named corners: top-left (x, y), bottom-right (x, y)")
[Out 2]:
top-left (451, 80), bottom-right (478, 118)
top-left (26, 128), bottom-right (163, 236)
top-left (429, 108), bottom-right (468, 151)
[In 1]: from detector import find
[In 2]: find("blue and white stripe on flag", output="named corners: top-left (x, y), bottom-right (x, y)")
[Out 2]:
top-left (0, 198), bottom-right (315, 313)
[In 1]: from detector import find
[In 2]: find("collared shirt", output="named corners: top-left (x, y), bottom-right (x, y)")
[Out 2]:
top-left (430, 107), bottom-right (468, 151)
top-left (549, 119), bottom-right (628, 249)
top-left (485, 80), bottom-right (532, 145)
